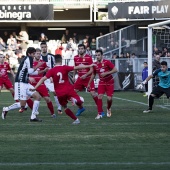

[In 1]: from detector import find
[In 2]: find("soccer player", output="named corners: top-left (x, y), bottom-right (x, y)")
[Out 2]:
top-left (40, 41), bottom-right (62, 114)
top-left (30, 55), bottom-right (94, 124)
top-left (73, 44), bottom-right (98, 116)
top-left (29, 48), bottom-right (56, 118)
top-left (88, 49), bottom-right (118, 119)
top-left (0, 52), bottom-right (15, 97)
top-left (142, 61), bottom-right (170, 113)
top-left (3, 47), bottom-right (44, 122)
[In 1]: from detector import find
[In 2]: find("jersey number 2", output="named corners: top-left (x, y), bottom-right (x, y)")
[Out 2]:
top-left (57, 72), bottom-right (64, 83)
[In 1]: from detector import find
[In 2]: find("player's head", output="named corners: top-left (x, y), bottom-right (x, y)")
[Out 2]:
top-left (35, 48), bottom-right (41, 60)
top-left (40, 41), bottom-right (47, 54)
top-left (54, 54), bottom-right (62, 65)
top-left (78, 44), bottom-right (86, 56)
top-left (95, 49), bottom-right (103, 62)
top-left (161, 61), bottom-right (168, 72)
top-left (0, 52), bottom-right (5, 63)
top-left (143, 62), bottom-right (148, 67)
top-left (26, 47), bottom-right (36, 57)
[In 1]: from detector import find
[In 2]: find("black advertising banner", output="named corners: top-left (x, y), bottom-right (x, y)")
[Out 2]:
top-left (0, 4), bottom-right (53, 20)
top-left (108, 1), bottom-right (170, 20)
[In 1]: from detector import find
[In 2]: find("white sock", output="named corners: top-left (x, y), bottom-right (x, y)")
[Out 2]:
top-left (31, 100), bottom-right (40, 118)
top-left (7, 102), bottom-right (20, 111)
top-left (54, 96), bottom-right (61, 110)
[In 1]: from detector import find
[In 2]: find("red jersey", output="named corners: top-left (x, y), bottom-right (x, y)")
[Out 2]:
top-left (74, 54), bottom-right (93, 78)
top-left (0, 62), bottom-right (11, 79)
top-left (94, 59), bottom-right (115, 82)
top-left (29, 60), bottom-right (47, 85)
top-left (46, 65), bottom-right (74, 95)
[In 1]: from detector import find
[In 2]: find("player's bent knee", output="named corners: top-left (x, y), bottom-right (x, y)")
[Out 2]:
top-left (32, 92), bottom-right (41, 101)
top-left (107, 96), bottom-right (112, 101)
top-left (44, 97), bottom-right (51, 103)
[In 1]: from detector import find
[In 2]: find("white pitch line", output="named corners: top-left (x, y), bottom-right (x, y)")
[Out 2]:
top-left (0, 162), bottom-right (170, 166)
top-left (114, 97), bottom-right (170, 110)
top-left (113, 97), bottom-right (148, 106)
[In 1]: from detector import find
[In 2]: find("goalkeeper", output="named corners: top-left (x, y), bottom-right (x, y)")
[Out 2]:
top-left (139, 61), bottom-right (170, 113)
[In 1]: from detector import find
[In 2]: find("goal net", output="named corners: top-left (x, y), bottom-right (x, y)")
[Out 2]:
top-left (148, 20), bottom-right (170, 106)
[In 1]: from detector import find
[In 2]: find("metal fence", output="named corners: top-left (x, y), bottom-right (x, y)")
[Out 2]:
top-left (96, 25), bottom-right (148, 59)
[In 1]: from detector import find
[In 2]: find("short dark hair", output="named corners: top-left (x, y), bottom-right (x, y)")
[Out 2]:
top-left (54, 54), bottom-right (62, 63)
top-left (95, 49), bottom-right (103, 55)
top-left (40, 41), bottom-right (47, 46)
top-left (161, 61), bottom-right (167, 66)
top-left (144, 62), bottom-right (147, 64)
top-left (78, 44), bottom-right (85, 49)
top-left (26, 47), bottom-right (36, 56)
top-left (35, 48), bottom-right (41, 52)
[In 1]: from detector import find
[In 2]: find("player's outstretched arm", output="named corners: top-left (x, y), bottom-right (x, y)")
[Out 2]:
top-left (137, 74), bottom-right (153, 89)
top-left (74, 64), bottom-right (93, 70)
top-left (30, 76), bottom-right (47, 91)
top-left (10, 69), bottom-right (15, 78)
top-left (100, 67), bottom-right (118, 77)
top-left (87, 73), bottom-right (96, 90)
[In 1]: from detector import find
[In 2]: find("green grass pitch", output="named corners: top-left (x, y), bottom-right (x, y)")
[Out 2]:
top-left (0, 91), bottom-right (170, 170)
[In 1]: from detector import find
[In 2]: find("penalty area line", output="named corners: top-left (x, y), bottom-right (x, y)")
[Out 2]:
top-left (114, 97), bottom-right (170, 110)
top-left (0, 162), bottom-right (170, 166)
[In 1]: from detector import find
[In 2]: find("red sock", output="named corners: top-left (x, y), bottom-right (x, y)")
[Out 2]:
top-left (97, 98), bottom-right (103, 113)
top-left (93, 96), bottom-right (98, 106)
top-left (11, 92), bottom-right (19, 102)
top-left (47, 101), bottom-right (54, 115)
top-left (65, 108), bottom-right (77, 120)
top-left (27, 99), bottom-right (33, 109)
top-left (107, 99), bottom-right (112, 110)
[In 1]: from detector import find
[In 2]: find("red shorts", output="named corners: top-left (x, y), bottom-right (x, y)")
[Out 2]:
top-left (74, 77), bottom-right (95, 92)
top-left (98, 79), bottom-right (114, 97)
top-left (57, 87), bottom-right (81, 106)
top-left (36, 84), bottom-right (49, 97)
top-left (0, 78), bottom-right (13, 89)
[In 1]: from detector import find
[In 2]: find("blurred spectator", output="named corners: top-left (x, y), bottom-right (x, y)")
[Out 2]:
top-left (0, 37), bottom-right (6, 51)
top-left (55, 43), bottom-right (64, 56)
top-left (161, 47), bottom-right (167, 57)
top-left (153, 53), bottom-right (161, 71)
top-left (61, 34), bottom-right (66, 43)
top-left (12, 31), bottom-right (17, 39)
top-left (119, 52), bottom-right (125, 58)
top-left (83, 38), bottom-right (89, 48)
top-left (121, 37), bottom-right (127, 52)
top-left (39, 33), bottom-right (48, 42)
top-left (142, 61), bottom-right (148, 96)
top-left (73, 32), bottom-right (79, 44)
top-left (15, 49), bottom-right (24, 64)
top-left (90, 38), bottom-right (96, 50)
top-left (131, 53), bottom-right (137, 58)
top-left (4, 52), bottom-right (10, 63)
top-left (16, 33), bottom-right (29, 56)
top-left (2, 31), bottom-right (8, 44)
top-left (167, 51), bottom-right (170, 57)
top-left (7, 34), bottom-right (16, 45)
top-left (64, 29), bottom-right (71, 43)
top-left (8, 39), bottom-right (17, 51)
top-left (112, 53), bottom-right (118, 59)
top-left (85, 34), bottom-right (92, 46)
top-left (66, 38), bottom-right (77, 51)
top-left (8, 51), bottom-right (18, 72)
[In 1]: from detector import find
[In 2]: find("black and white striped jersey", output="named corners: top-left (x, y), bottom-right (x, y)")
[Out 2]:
top-left (15, 56), bottom-right (35, 83)
top-left (41, 53), bottom-right (55, 69)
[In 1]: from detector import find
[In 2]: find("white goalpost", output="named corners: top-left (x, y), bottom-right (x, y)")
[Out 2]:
top-left (148, 20), bottom-right (170, 105)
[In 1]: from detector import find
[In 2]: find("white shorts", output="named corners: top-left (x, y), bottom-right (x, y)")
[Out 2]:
top-left (44, 79), bottom-right (54, 92)
top-left (14, 82), bottom-right (36, 100)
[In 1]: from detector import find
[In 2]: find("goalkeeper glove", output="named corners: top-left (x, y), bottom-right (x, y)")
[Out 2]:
top-left (137, 80), bottom-right (147, 89)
